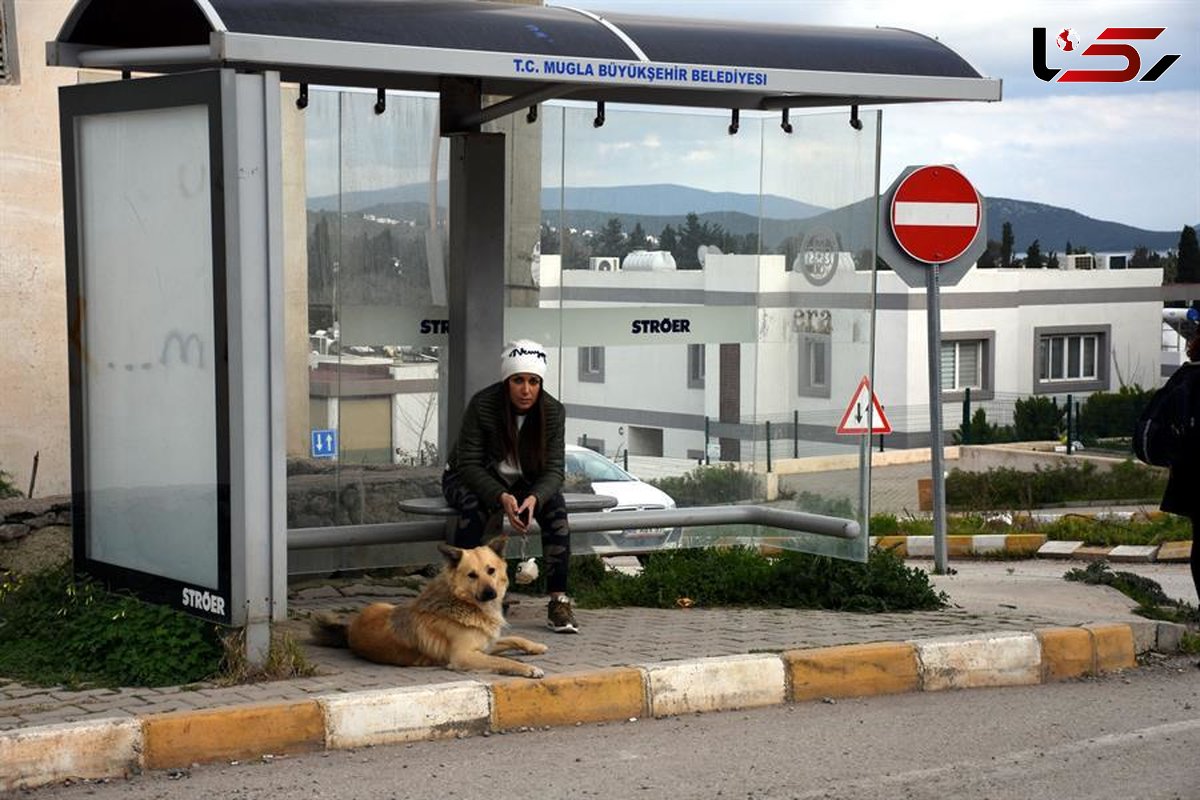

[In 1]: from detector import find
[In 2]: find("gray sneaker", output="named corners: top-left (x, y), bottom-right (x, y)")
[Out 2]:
top-left (547, 596), bottom-right (579, 633)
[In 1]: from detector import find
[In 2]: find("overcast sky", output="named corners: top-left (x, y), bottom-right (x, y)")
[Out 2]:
top-left (553, 0), bottom-right (1200, 233)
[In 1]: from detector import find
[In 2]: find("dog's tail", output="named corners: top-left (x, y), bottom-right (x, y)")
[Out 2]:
top-left (308, 611), bottom-right (350, 648)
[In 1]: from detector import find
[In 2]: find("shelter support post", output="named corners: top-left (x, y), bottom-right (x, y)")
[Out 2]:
top-left (227, 71), bottom-right (287, 664)
top-left (445, 132), bottom-right (507, 448)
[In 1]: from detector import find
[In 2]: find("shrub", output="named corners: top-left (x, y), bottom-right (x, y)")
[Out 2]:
top-left (1065, 562), bottom-right (1198, 624)
top-left (649, 463), bottom-right (761, 507)
top-left (1076, 385), bottom-right (1155, 442)
top-left (953, 408), bottom-right (1015, 445)
top-left (0, 565), bottom-right (223, 688)
top-left (572, 546), bottom-right (946, 613)
top-left (1014, 396), bottom-right (1063, 441)
top-left (944, 461), bottom-right (1166, 511)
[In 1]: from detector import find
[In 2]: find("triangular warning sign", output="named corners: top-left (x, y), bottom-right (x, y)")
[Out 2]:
top-left (836, 376), bottom-right (892, 435)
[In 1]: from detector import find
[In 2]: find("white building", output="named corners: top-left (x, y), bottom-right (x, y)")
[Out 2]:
top-left (530, 252), bottom-right (1164, 460)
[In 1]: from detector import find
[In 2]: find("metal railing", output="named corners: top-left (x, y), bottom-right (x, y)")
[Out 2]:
top-left (287, 504), bottom-right (860, 551)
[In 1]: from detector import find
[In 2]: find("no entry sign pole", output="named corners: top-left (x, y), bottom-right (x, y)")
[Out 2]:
top-left (924, 263), bottom-right (948, 573)
top-left (889, 165), bottom-right (982, 575)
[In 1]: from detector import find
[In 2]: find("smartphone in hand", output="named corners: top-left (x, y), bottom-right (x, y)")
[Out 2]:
top-left (518, 507), bottom-right (531, 526)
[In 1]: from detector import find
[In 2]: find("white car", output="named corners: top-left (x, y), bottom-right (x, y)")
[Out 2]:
top-left (563, 444), bottom-right (680, 553)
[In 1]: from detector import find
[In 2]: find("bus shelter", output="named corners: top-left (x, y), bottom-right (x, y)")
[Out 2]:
top-left (48, 0), bottom-right (1001, 656)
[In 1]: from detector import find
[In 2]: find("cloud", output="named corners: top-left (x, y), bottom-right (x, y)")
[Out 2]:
top-left (880, 91), bottom-right (1200, 228)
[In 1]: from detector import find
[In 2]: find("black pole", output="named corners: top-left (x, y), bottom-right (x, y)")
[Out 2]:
top-left (704, 416), bottom-right (710, 465)
top-left (765, 420), bottom-right (772, 473)
top-left (962, 386), bottom-right (971, 445)
top-left (793, 409), bottom-right (799, 458)
top-left (1065, 394), bottom-right (1073, 455)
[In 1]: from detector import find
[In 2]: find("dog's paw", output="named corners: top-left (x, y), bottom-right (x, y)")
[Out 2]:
top-left (526, 666), bottom-right (545, 679)
top-left (526, 642), bottom-right (549, 655)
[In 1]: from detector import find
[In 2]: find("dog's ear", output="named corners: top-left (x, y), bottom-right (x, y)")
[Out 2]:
top-left (438, 543), bottom-right (464, 565)
top-left (486, 535), bottom-right (508, 557)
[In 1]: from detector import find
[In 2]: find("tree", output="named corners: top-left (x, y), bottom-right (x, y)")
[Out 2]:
top-left (1000, 221), bottom-right (1015, 267)
top-left (1046, 250), bottom-right (1059, 269)
top-left (539, 222), bottom-right (561, 256)
top-left (976, 239), bottom-right (1001, 268)
top-left (659, 224), bottom-right (679, 259)
top-left (1176, 225), bottom-right (1200, 283)
top-left (677, 212), bottom-right (708, 269)
top-left (593, 217), bottom-right (626, 260)
top-left (1130, 245), bottom-right (1160, 268)
top-left (1025, 239), bottom-right (1044, 269)
top-left (628, 222), bottom-right (648, 251)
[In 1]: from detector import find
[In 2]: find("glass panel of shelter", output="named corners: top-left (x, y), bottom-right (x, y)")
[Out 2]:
top-left (290, 89), bottom-right (877, 567)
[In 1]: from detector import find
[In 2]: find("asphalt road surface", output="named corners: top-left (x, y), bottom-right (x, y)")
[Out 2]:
top-left (30, 655), bottom-right (1200, 800)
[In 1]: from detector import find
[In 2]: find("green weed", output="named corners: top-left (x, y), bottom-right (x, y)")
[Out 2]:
top-left (0, 565), bottom-right (222, 688)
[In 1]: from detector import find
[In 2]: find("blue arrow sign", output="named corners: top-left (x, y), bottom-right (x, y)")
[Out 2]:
top-left (311, 429), bottom-right (338, 459)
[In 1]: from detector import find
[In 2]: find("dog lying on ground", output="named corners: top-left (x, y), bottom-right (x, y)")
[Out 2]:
top-left (309, 536), bottom-right (547, 678)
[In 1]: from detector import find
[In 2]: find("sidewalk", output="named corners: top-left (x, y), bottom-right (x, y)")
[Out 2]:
top-left (2, 556), bottom-right (1192, 791)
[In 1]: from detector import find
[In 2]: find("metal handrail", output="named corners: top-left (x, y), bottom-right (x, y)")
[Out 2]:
top-left (287, 505), bottom-right (859, 551)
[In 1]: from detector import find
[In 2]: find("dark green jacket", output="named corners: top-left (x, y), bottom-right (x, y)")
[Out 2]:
top-left (446, 381), bottom-right (565, 510)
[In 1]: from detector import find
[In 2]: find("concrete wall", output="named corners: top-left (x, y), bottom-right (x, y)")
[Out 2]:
top-left (0, 1), bottom-right (312, 495)
top-left (957, 443), bottom-right (1127, 474)
top-left (0, 0), bottom-right (75, 497)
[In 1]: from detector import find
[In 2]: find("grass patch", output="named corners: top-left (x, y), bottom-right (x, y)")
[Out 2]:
top-left (1038, 513), bottom-right (1191, 547)
top-left (870, 510), bottom-right (1191, 548)
top-left (0, 565), bottom-right (223, 689)
top-left (1064, 562), bottom-right (1200, 625)
top-left (561, 546), bottom-right (946, 613)
top-left (216, 628), bottom-right (319, 685)
top-left (1179, 632), bottom-right (1200, 655)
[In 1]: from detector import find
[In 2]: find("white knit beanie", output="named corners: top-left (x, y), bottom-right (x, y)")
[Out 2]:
top-left (500, 340), bottom-right (548, 381)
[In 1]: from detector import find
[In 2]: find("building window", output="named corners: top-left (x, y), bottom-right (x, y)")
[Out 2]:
top-left (798, 334), bottom-right (831, 398)
top-left (0, 0), bottom-right (19, 86)
top-left (579, 346), bottom-right (605, 383)
top-left (1039, 334), bottom-right (1097, 381)
top-left (1034, 325), bottom-right (1109, 393)
top-left (941, 340), bottom-right (982, 391)
top-left (687, 344), bottom-right (705, 389)
top-left (940, 331), bottom-right (994, 401)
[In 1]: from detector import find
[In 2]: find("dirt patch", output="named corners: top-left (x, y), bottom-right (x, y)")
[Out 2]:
top-left (0, 524), bottom-right (71, 576)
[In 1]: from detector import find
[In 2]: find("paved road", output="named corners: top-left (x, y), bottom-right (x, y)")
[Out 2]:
top-left (27, 654), bottom-right (1200, 800)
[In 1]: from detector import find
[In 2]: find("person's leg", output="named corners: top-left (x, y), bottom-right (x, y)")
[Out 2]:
top-left (441, 469), bottom-right (491, 548)
top-left (535, 490), bottom-right (571, 595)
top-left (1190, 515), bottom-right (1199, 607)
top-left (535, 490), bottom-right (578, 633)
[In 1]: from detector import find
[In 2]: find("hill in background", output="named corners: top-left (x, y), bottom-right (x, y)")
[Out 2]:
top-left (312, 182), bottom-right (1183, 255)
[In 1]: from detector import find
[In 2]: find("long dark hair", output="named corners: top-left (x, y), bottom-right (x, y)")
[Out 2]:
top-left (502, 380), bottom-right (547, 477)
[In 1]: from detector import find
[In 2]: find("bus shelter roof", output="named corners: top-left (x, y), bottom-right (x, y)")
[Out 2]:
top-left (48, 0), bottom-right (1002, 114)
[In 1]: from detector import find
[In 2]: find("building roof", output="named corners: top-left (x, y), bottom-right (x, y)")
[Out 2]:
top-left (48, 0), bottom-right (1001, 112)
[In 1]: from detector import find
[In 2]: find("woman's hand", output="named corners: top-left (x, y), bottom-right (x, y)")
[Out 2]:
top-left (500, 492), bottom-right (537, 533)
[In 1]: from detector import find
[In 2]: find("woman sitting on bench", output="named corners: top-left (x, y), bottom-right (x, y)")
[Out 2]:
top-left (441, 340), bottom-right (578, 634)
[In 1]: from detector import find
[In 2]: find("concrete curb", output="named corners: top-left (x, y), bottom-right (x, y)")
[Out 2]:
top-left (0, 621), bottom-right (1171, 791)
top-left (867, 535), bottom-right (1194, 563)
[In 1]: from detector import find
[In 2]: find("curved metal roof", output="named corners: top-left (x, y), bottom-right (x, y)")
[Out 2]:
top-left (48, 0), bottom-right (1001, 111)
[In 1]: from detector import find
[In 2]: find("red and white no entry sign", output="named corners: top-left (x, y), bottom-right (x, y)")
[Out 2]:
top-left (889, 165), bottom-right (981, 265)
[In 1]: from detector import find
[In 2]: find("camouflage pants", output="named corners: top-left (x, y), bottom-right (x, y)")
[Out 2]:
top-left (441, 469), bottom-right (571, 594)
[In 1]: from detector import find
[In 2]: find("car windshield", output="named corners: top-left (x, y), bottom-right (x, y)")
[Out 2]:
top-left (566, 449), bottom-right (634, 482)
